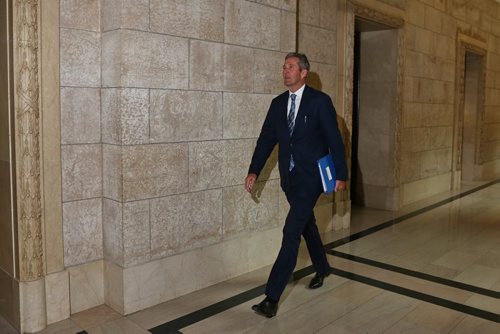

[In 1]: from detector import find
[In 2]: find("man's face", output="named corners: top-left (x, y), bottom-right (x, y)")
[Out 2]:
top-left (283, 57), bottom-right (307, 90)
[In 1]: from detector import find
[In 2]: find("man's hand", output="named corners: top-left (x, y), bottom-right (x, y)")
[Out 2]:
top-left (335, 180), bottom-right (347, 192)
top-left (245, 173), bottom-right (257, 193)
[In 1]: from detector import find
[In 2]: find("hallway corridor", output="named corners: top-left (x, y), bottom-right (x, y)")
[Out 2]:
top-left (2, 180), bottom-right (498, 333)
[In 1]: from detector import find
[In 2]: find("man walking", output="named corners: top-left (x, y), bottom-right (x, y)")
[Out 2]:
top-left (245, 52), bottom-right (347, 318)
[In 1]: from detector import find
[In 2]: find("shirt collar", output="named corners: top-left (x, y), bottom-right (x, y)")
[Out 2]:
top-left (289, 84), bottom-right (305, 99)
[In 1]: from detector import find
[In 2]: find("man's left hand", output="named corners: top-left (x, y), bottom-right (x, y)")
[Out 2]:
top-left (335, 180), bottom-right (347, 192)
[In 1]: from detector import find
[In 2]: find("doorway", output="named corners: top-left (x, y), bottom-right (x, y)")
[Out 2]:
top-left (350, 17), bottom-right (400, 211)
top-left (460, 52), bottom-right (484, 183)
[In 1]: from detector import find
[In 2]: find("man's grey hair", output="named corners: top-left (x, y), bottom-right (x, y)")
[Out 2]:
top-left (285, 52), bottom-right (310, 71)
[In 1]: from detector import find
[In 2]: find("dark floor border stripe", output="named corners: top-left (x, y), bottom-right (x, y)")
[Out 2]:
top-left (76, 331), bottom-right (88, 334)
top-left (329, 250), bottom-right (500, 299)
top-left (147, 180), bottom-right (500, 333)
top-left (331, 267), bottom-right (500, 323)
top-left (324, 179), bottom-right (500, 251)
top-left (148, 266), bottom-right (315, 333)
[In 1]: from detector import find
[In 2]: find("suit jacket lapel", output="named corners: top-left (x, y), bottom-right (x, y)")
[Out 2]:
top-left (291, 85), bottom-right (310, 140)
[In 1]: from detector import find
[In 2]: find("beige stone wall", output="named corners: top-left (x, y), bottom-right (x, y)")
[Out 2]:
top-left (401, 0), bottom-right (500, 204)
top-left (59, 0), bottom-right (298, 314)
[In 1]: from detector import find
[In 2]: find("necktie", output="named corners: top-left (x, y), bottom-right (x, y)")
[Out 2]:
top-left (288, 94), bottom-right (296, 171)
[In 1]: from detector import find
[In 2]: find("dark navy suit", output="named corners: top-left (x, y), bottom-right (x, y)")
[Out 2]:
top-left (248, 85), bottom-right (347, 301)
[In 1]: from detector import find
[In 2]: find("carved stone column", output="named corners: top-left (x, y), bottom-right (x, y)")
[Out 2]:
top-left (13, 0), bottom-right (47, 332)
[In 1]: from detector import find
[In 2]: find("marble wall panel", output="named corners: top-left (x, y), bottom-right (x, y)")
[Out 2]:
top-left (255, 145), bottom-right (280, 182)
top-left (103, 199), bottom-right (124, 266)
top-left (223, 139), bottom-right (257, 187)
top-left (61, 144), bottom-right (102, 202)
top-left (424, 5), bottom-right (442, 33)
top-left (402, 172), bottom-right (452, 205)
top-left (61, 87), bottom-right (101, 144)
top-left (103, 144), bottom-right (123, 201)
top-left (150, 90), bottom-right (223, 142)
top-left (45, 271), bottom-right (70, 324)
top-left (253, 49), bottom-right (287, 94)
top-left (225, 0), bottom-right (281, 50)
top-left (104, 261), bottom-right (124, 314)
top-left (222, 180), bottom-right (279, 238)
top-left (298, 24), bottom-right (336, 63)
top-left (122, 144), bottom-right (188, 201)
top-left (280, 9), bottom-right (296, 52)
top-left (401, 149), bottom-right (452, 182)
top-left (298, 0), bottom-right (320, 26)
top-left (223, 93), bottom-right (275, 139)
top-left (403, 103), bottom-right (454, 128)
top-left (60, 29), bottom-right (101, 87)
top-left (319, 0), bottom-right (337, 30)
top-left (407, 1), bottom-right (425, 26)
top-left (60, 0), bottom-right (100, 31)
top-left (189, 40), bottom-right (224, 91)
top-left (282, 0), bottom-right (297, 11)
top-left (150, 189), bottom-right (223, 258)
top-left (150, 0), bottom-right (224, 41)
top-left (102, 0), bottom-right (149, 32)
top-left (308, 62), bottom-right (337, 100)
top-left (102, 30), bottom-right (189, 89)
top-left (188, 141), bottom-right (224, 192)
top-left (101, 88), bottom-right (149, 145)
top-left (401, 127), bottom-right (453, 153)
top-left (256, 0), bottom-right (281, 7)
top-left (68, 261), bottom-right (105, 313)
top-left (63, 199), bottom-right (103, 267)
top-left (123, 200), bottom-right (151, 267)
top-left (224, 45), bottom-right (254, 92)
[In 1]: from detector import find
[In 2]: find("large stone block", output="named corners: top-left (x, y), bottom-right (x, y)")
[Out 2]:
top-left (298, 24), bottom-right (336, 63)
top-left (224, 45), bottom-right (254, 92)
top-left (253, 50), bottom-right (286, 94)
top-left (61, 87), bottom-right (101, 144)
top-left (122, 144), bottom-right (188, 201)
top-left (63, 199), bottom-right (103, 267)
top-left (60, 0), bottom-right (100, 31)
top-left (150, 0), bottom-right (224, 41)
top-left (150, 189), bottom-right (223, 258)
top-left (403, 103), bottom-right (453, 128)
top-left (401, 127), bottom-right (453, 153)
top-left (60, 29), bottom-right (101, 87)
top-left (61, 144), bottom-right (102, 202)
top-left (189, 40), bottom-right (224, 91)
top-left (222, 139), bottom-right (257, 187)
top-left (103, 144), bottom-right (123, 202)
top-left (102, 88), bottom-right (149, 145)
top-left (223, 93), bottom-right (275, 139)
top-left (308, 62), bottom-right (336, 100)
top-left (102, 0), bottom-right (149, 31)
top-left (225, 0), bottom-right (281, 50)
top-left (150, 90), bottom-right (223, 142)
top-left (68, 261), bottom-right (104, 313)
top-left (102, 30), bottom-right (189, 89)
top-left (281, 10), bottom-right (296, 52)
top-left (401, 149), bottom-right (452, 182)
top-left (319, 0), bottom-right (337, 30)
top-left (103, 199), bottom-right (123, 266)
top-left (188, 141), bottom-right (224, 192)
top-left (123, 200), bottom-right (151, 267)
top-left (223, 180), bottom-right (279, 238)
top-left (298, 0), bottom-right (320, 26)
top-left (282, 0), bottom-right (297, 11)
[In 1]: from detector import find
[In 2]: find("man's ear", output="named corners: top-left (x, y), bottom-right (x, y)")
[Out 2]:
top-left (301, 69), bottom-right (308, 80)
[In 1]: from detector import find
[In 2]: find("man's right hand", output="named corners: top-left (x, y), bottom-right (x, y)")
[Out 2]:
top-left (245, 173), bottom-right (257, 193)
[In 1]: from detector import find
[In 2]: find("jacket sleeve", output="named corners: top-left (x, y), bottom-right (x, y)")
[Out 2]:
top-left (248, 104), bottom-right (277, 178)
top-left (318, 95), bottom-right (348, 181)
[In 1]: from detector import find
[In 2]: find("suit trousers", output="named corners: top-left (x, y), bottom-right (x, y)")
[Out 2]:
top-left (265, 168), bottom-right (331, 301)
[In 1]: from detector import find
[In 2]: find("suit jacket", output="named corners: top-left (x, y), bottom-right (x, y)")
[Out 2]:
top-left (248, 85), bottom-right (347, 195)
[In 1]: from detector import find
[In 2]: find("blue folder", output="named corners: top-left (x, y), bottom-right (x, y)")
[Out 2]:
top-left (317, 154), bottom-right (336, 193)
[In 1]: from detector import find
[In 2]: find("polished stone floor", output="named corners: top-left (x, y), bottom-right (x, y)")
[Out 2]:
top-left (14, 180), bottom-right (500, 333)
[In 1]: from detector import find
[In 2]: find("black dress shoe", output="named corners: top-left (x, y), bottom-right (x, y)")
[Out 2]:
top-left (308, 271), bottom-right (330, 289)
top-left (251, 297), bottom-right (278, 318)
